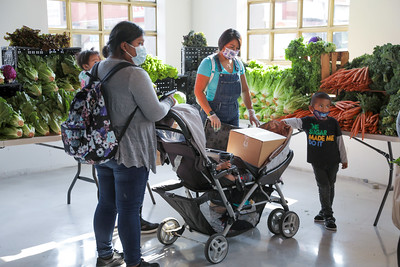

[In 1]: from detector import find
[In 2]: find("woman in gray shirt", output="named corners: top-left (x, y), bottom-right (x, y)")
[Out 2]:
top-left (93, 21), bottom-right (174, 267)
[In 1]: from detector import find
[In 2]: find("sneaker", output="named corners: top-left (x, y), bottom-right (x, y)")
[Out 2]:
top-left (96, 251), bottom-right (125, 267)
top-left (314, 214), bottom-right (325, 223)
top-left (138, 258), bottom-right (160, 267)
top-left (324, 217), bottom-right (337, 231)
top-left (141, 218), bottom-right (159, 234)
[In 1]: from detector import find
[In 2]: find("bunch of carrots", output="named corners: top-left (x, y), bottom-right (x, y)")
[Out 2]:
top-left (330, 100), bottom-right (380, 139)
top-left (277, 100), bottom-right (380, 139)
top-left (276, 109), bottom-right (311, 120)
top-left (320, 67), bottom-right (372, 94)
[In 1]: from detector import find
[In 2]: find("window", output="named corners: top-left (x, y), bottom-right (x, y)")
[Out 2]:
top-left (247, 0), bottom-right (349, 63)
top-left (47, 0), bottom-right (157, 56)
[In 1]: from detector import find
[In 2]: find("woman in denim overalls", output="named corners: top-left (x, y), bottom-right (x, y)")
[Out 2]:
top-left (195, 29), bottom-right (259, 129)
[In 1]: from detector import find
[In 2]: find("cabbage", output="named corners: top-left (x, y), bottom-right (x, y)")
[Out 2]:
top-left (1, 65), bottom-right (17, 83)
top-left (174, 91), bottom-right (186, 104)
top-left (42, 82), bottom-right (59, 95)
top-left (0, 126), bottom-right (22, 139)
top-left (48, 114), bottom-right (61, 135)
top-left (38, 64), bottom-right (56, 83)
top-left (0, 97), bottom-right (14, 127)
top-left (22, 124), bottom-right (35, 138)
top-left (57, 79), bottom-right (75, 92)
top-left (24, 82), bottom-right (42, 96)
top-left (8, 112), bottom-right (24, 127)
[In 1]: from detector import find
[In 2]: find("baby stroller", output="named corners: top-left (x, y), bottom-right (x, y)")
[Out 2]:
top-left (153, 105), bottom-right (299, 264)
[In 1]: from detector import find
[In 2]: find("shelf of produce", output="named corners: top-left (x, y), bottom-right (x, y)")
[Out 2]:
top-left (343, 131), bottom-right (398, 226)
top-left (0, 134), bottom-right (61, 148)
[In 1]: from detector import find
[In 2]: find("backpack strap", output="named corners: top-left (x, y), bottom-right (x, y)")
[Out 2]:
top-left (207, 53), bottom-right (218, 86)
top-left (99, 61), bottom-right (138, 142)
top-left (101, 61), bottom-right (136, 83)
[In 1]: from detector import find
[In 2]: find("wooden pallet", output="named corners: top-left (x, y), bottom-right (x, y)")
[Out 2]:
top-left (320, 51), bottom-right (349, 80)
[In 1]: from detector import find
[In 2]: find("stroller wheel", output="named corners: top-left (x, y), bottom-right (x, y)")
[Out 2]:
top-left (204, 233), bottom-right (229, 264)
top-left (157, 218), bottom-right (180, 245)
top-left (267, 208), bottom-right (285, 235)
top-left (279, 211), bottom-right (300, 238)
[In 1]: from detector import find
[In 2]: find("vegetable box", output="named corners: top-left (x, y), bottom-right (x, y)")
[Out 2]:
top-left (320, 51), bottom-right (349, 80)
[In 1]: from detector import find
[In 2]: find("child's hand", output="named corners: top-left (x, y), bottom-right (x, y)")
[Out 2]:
top-left (342, 162), bottom-right (348, 169)
top-left (218, 160), bottom-right (231, 170)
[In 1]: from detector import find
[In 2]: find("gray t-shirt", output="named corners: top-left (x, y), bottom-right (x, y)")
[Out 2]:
top-left (96, 58), bottom-right (174, 173)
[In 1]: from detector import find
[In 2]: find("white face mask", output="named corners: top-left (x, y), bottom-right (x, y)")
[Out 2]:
top-left (125, 43), bottom-right (147, 65)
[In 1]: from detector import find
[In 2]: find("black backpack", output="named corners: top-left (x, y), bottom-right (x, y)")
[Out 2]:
top-left (61, 61), bottom-right (138, 164)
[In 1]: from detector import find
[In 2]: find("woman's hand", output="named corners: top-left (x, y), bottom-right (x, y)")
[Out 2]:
top-left (248, 109), bottom-right (260, 127)
top-left (168, 95), bottom-right (177, 106)
top-left (209, 114), bottom-right (221, 131)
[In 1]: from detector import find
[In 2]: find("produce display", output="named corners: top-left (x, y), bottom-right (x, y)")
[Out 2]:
top-left (4, 26), bottom-right (70, 50)
top-left (16, 53), bottom-right (81, 97)
top-left (240, 37), bottom-right (336, 122)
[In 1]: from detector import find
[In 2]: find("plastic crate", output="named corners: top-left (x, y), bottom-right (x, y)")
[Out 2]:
top-left (154, 78), bottom-right (175, 94)
top-left (181, 46), bottom-right (218, 73)
top-left (1, 46), bottom-right (82, 69)
top-left (0, 82), bottom-right (22, 98)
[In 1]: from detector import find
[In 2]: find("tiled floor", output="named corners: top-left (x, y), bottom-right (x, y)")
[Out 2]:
top-left (0, 164), bottom-right (398, 267)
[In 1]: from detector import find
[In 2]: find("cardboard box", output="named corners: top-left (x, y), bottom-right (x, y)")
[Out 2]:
top-left (226, 128), bottom-right (286, 167)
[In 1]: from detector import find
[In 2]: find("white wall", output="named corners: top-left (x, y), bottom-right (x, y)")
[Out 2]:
top-left (0, 0), bottom-right (48, 50)
top-left (157, 0), bottom-right (192, 70)
top-left (348, 0), bottom-right (400, 59)
top-left (191, 0), bottom-right (248, 59)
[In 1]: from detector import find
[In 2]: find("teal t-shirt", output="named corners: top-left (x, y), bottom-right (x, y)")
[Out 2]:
top-left (197, 55), bottom-right (245, 101)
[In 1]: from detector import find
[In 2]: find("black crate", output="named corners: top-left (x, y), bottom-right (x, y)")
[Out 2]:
top-left (154, 78), bottom-right (175, 94)
top-left (1, 46), bottom-right (82, 69)
top-left (0, 82), bottom-right (22, 98)
top-left (181, 46), bottom-right (218, 73)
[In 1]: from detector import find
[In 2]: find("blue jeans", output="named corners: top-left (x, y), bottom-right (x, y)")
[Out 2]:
top-left (94, 159), bottom-right (149, 266)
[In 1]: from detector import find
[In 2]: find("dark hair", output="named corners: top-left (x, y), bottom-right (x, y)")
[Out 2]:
top-left (76, 48), bottom-right (99, 69)
top-left (218, 28), bottom-right (242, 51)
top-left (102, 45), bottom-right (109, 58)
top-left (310, 92), bottom-right (331, 106)
top-left (107, 21), bottom-right (144, 55)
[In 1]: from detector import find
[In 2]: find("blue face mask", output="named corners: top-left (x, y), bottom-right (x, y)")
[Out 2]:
top-left (313, 110), bottom-right (330, 120)
top-left (126, 43), bottom-right (147, 66)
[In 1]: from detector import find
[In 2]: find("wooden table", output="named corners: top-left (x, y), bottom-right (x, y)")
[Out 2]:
top-left (343, 132), bottom-right (399, 226)
top-left (0, 135), bottom-right (156, 205)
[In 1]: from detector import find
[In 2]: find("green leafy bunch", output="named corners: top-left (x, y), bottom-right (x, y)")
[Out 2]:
top-left (141, 55), bottom-right (178, 82)
top-left (182, 30), bottom-right (207, 47)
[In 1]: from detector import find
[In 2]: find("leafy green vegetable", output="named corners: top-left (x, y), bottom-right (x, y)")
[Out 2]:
top-left (0, 97), bottom-right (14, 127)
top-left (42, 82), bottom-right (59, 95)
top-left (141, 55), bottom-right (179, 82)
top-left (0, 126), bottom-right (23, 139)
top-left (182, 31), bottom-right (207, 47)
top-left (22, 124), bottom-right (35, 138)
top-left (173, 91), bottom-right (186, 104)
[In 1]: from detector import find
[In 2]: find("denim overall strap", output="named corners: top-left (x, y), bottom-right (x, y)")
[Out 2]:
top-left (208, 55), bottom-right (242, 126)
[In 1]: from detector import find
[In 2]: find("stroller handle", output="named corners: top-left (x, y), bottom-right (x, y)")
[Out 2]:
top-left (156, 110), bottom-right (193, 141)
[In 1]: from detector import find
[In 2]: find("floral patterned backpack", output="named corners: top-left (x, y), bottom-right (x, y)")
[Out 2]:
top-left (61, 61), bottom-right (138, 164)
